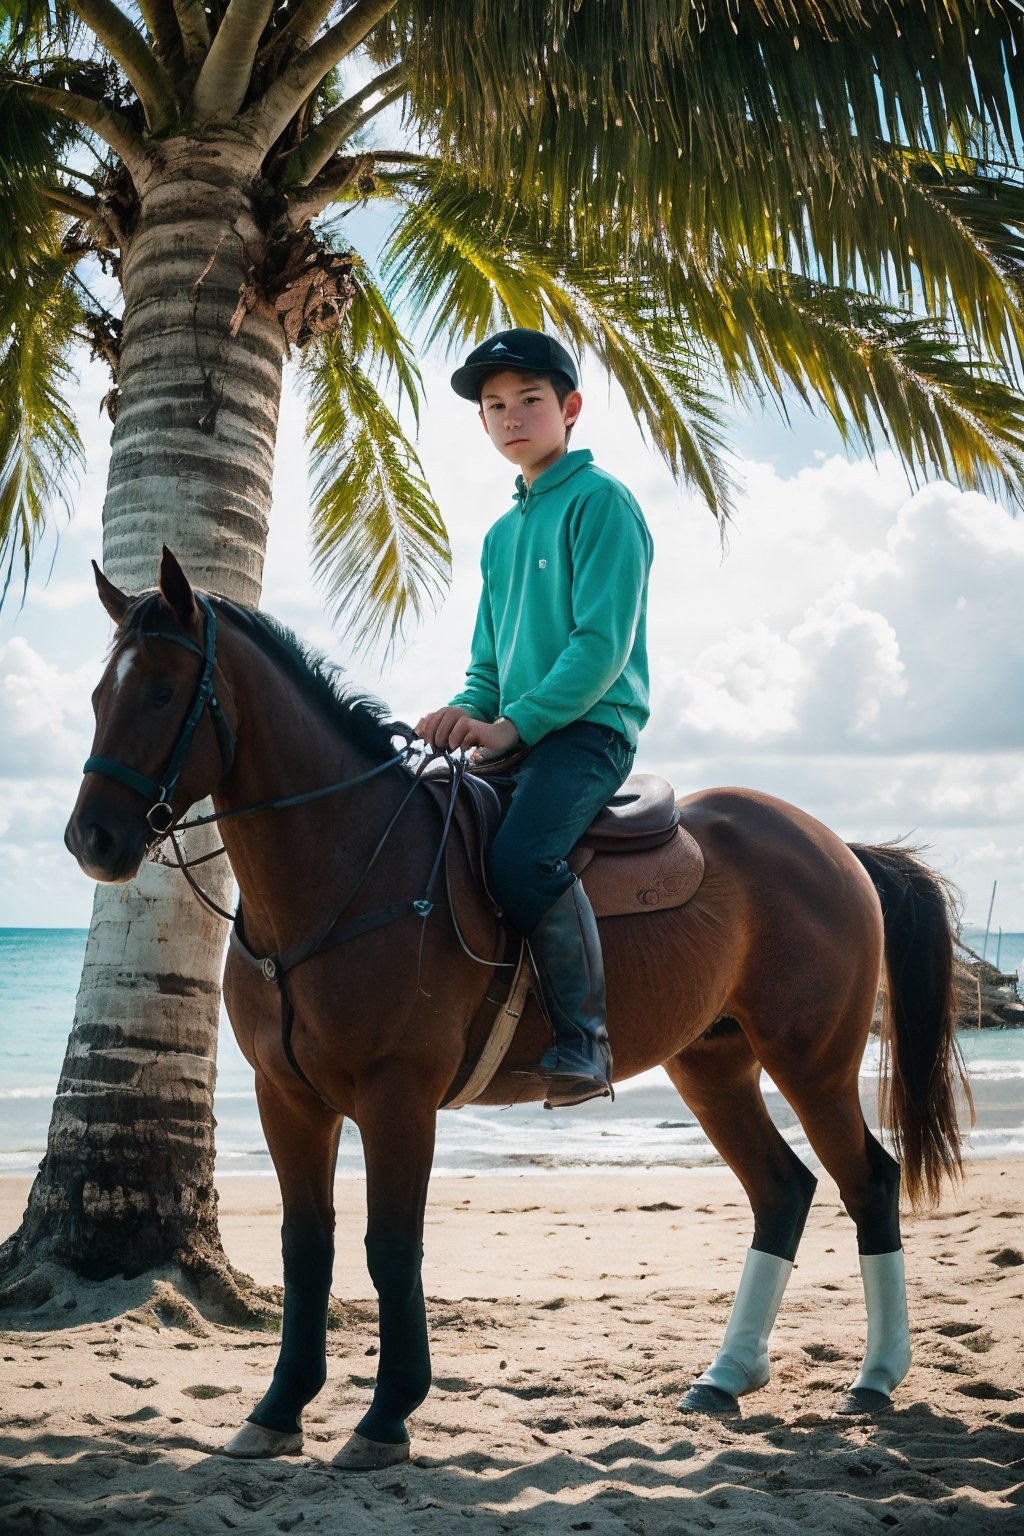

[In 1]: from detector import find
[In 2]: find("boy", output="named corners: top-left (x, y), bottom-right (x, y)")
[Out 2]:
top-left (416, 328), bottom-right (653, 1107)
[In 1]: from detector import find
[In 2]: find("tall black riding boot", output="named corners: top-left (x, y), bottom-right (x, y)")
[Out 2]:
top-left (512, 880), bottom-right (613, 1108)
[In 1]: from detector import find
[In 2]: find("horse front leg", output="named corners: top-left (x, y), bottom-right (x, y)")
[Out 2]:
top-left (334, 1074), bottom-right (436, 1471)
top-left (224, 1075), bottom-right (341, 1458)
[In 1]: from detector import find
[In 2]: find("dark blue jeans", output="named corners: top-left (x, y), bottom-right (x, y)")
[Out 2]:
top-left (486, 721), bottom-right (635, 934)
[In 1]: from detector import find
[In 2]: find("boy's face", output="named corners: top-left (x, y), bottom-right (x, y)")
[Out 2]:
top-left (478, 370), bottom-right (582, 482)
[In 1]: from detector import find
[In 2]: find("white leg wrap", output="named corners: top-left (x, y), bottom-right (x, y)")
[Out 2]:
top-left (851, 1250), bottom-right (911, 1396)
top-left (696, 1248), bottom-right (793, 1398)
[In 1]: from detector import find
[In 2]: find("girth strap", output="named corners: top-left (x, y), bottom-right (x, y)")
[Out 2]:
top-left (441, 941), bottom-right (530, 1110)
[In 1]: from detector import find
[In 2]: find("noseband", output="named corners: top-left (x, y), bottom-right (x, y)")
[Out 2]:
top-left (83, 594), bottom-right (237, 835)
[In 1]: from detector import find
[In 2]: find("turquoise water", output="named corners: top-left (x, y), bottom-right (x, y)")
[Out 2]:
top-left (2, 928), bottom-right (1022, 1179)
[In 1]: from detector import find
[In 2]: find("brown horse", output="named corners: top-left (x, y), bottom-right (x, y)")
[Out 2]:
top-left (65, 549), bottom-right (968, 1470)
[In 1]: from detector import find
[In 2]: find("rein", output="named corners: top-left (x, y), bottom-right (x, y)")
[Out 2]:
top-left (155, 747), bottom-right (419, 924)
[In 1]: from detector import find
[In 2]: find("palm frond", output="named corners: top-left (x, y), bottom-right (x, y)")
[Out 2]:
top-left (562, 269), bottom-right (736, 519)
top-left (386, 166), bottom-right (1024, 514)
top-left (340, 257), bottom-right (423, 427)
top-left (0, 76), bottom-right (77, 258)
top-left (383, 172), bottom-right (739, 519)
top-left (394, 1), bottom-right (1024, 197)
top-left (900, 156), bottom-right (1024, 321)
top-left (0, 220), bottom-right (84, 604)
top-left (724, 273), bottom-right (1024, 508)
top-left (301, 333), bottom-right (449, 653)
top-left (379, 1), bottom-right (1024, 328)
top-left (0, 0), bottom-right (82, 61)
top-left (858, 151), bottom-right (1024, 372)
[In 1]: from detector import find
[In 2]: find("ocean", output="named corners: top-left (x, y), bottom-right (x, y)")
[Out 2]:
top-left (2, 928), bottom-right (1023, 1180)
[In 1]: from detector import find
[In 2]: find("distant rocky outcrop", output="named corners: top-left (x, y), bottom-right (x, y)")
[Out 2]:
top-left (956, 945), bottom-right (1024, 1029)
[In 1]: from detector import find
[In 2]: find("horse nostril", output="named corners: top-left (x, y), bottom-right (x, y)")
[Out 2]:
top-left (67, 819), bottom-right (116, 868)
top-left (84, 823), bottom-right (115, 862)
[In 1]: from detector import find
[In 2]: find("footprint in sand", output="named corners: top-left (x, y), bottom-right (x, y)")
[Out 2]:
top-left (956, 1380), bottom-right (1017, 1401)
top-left (802, 1342), bottom-right (847, 1362)
top-left (181, 1383), bottom-right (242, 1399)
top-left (935, 1321), bottom-right (996, 1353)
top-left (580, 1411), bottom-right (647, 1429)
top-left (989, 1248), bottom-right (1023, 1268)
top-left (959, 1332), bottom-right (997, 1355)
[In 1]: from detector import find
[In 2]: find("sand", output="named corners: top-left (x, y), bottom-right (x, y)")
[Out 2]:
top-left (1, 1161), bottom-right (1021, 1533)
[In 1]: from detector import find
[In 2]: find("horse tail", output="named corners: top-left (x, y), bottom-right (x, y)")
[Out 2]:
top-left (848, 841), bottom-right (973, 1210)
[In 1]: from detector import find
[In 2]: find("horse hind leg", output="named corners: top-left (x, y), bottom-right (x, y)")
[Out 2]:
top-left (664, 1020), bottom-right (818, 1417)
top-left (785, 1081), bottom-right (909, 1414)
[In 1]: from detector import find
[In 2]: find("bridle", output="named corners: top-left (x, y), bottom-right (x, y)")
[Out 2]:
top-left (79, 591), bottom-right (479, 1114)
top-left (82, 593), bottom-right (419, 855)
top-left (84, 594), bottom-right (238, 837)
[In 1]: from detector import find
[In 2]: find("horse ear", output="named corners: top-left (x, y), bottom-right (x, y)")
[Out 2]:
top-left (93, 560), bottom-right (130, 624)
top-left (158, 546), bottom-right (198, 628)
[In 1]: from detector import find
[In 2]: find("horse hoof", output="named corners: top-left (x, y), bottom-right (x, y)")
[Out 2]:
top-left (332, 1431), bottom-right (411, 1472)
top-left (678, 1383), bottom-right (741, 1416)
top-left (836, 1387), bottom-right (893, 1416)
top-left (222, 1421), bottom-right (304, 1458)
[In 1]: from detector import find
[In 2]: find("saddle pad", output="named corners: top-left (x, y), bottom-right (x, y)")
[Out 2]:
top-left (569, 825), bottom-right (704, 918)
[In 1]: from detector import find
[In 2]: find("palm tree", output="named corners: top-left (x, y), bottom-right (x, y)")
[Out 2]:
top-left (1, 0), bottom-right (1022, 1300)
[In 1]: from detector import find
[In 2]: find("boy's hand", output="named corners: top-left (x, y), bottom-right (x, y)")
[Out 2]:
top-left (415, 708), bottom-right (521, 755)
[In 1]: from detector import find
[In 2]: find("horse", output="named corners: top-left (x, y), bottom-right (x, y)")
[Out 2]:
top-left (65, 548), bottom-right (969, 1470)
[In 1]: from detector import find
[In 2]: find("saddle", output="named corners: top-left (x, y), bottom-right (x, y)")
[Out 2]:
top-left (227, 752), bottom-right (705, 1119)
top-left (422, 757), bottom-right (705, 921)
top-left (422, 754), bottom-right (705, 1111)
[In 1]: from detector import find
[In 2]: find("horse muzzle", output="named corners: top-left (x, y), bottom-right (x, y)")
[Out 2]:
top-left (64, 802), bottom-right (149, 884)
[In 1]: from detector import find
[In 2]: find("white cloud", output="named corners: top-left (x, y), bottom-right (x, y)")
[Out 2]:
top-left (657, 623), bottom-right (802, 742)
top-left (642, 463), bottom-right (1022, 763)
top-left (0, 637), bottom-right (99, 777)
top-left (836, 486), bottom-right (1024, 750)
top-left (792, 600), bottom-right (907, 741)
top-left (28, 579), bottom-right (100, 612)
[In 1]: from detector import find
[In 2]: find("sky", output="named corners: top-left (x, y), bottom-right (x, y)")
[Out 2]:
top-left (1, 269), bottom-right (1023, 934)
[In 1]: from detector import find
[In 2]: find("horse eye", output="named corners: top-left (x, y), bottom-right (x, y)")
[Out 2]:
top-left (153, 686), bottom-right (175, 708)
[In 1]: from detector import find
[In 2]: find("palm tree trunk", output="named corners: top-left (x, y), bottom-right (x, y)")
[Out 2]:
top-left (1, 140), bottom-right (286, 1302)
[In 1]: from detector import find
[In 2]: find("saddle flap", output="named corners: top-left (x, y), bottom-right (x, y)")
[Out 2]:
top-left (421, 765), bottom-right (506, 958)
top-left (569, 826), bottom-right (705, 919)
top-left (421, 759), bottom-right (505, 862)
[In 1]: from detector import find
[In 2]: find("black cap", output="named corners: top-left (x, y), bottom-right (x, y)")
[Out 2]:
top-left (450, 327), bottom-right (579, 401)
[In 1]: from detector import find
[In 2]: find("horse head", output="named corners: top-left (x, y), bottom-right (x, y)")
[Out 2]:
top-left (65, 547), bottom-right (237, 883)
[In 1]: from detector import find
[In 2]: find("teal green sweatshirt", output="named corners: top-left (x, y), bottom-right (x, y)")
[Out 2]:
top-left (449, 449), bottom-right (654, 747)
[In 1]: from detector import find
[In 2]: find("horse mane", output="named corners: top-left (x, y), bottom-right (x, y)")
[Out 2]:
top-left (116, 591), bottom-right (410, 765)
